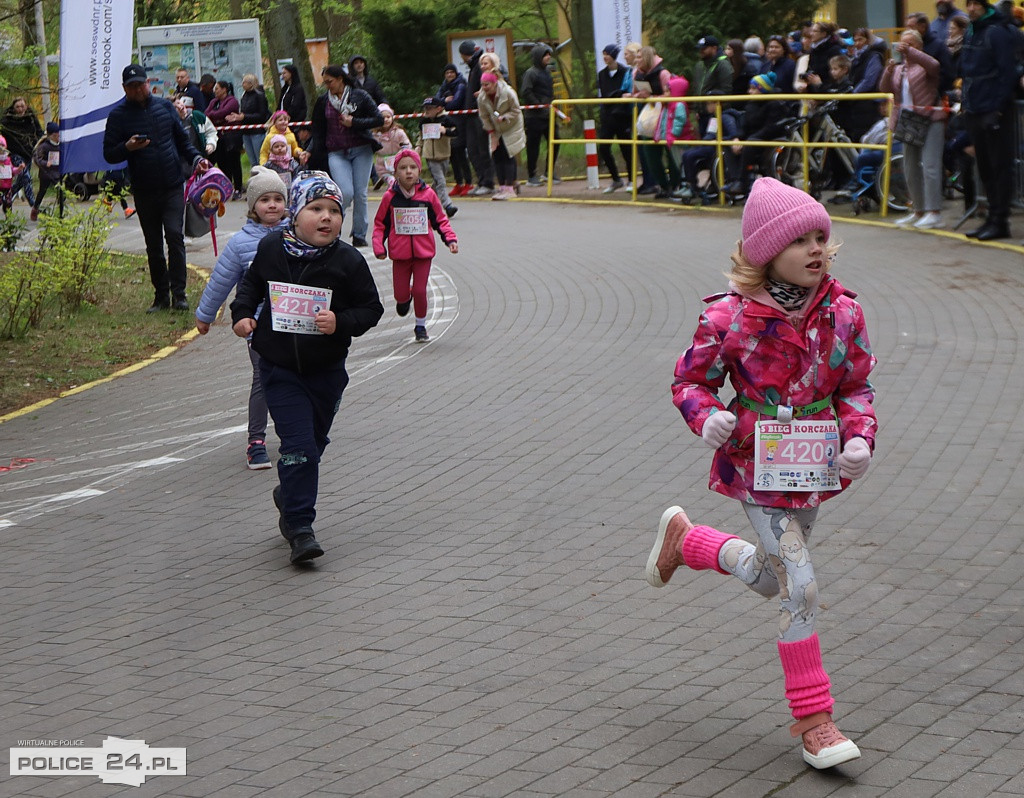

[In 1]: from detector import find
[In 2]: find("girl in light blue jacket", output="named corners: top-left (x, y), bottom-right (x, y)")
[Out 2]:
top-left (195, 166), bottom-right (289, 470)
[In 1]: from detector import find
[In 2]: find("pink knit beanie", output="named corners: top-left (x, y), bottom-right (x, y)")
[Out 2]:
top-left (394, 147), bottom-right (421, 170)
top-left (741, 178), bottom-right (832, 268)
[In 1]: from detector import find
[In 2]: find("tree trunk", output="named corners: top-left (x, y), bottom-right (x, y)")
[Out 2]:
top-left (263, 0), bottom-right (317, 114)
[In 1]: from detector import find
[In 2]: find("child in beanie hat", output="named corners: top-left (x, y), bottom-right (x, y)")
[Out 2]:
top-left (648, 174), bottom-right (876, 771)
top-left (246, 165), bottom-right (288, 219)
top-left (230, 167), bottom-right (383, 565)
top-left (749, 72), bottom-right (777, 94)
top-left (195, 165), bottom-right (289, 471)
top-left (371, 103), bottom-right (412, 189)
top-left (262, 134), bottom-right (299, 192)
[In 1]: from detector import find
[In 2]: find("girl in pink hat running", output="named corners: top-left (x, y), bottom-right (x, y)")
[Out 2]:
top-left (647, 176), bottom-right (877, 770)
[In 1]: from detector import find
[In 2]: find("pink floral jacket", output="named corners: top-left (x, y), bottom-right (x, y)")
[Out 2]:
top-left (672, 274), bottom-right (877, 509)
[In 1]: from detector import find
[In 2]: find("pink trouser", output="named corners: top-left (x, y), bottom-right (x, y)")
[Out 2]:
top-left (392, 257), bottom-right (433, 319)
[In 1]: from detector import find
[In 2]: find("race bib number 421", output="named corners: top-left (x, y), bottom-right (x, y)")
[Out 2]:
top-left (753, 419), bottom-right (840, 492)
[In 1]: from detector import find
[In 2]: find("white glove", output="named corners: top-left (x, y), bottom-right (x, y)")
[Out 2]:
top-left (701, 411), bottom-right (736, 449)
top-left (837, 437), bottom-right (871, 480)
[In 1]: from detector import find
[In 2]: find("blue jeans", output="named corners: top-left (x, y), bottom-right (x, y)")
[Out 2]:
top-left (242, 133), bottom-right (264, 173)
top-left (327, 144), bottom-right (373, 240)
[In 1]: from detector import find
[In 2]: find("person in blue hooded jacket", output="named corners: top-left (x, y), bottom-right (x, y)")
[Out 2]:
top-left (195, 167), bottom-right (290, 471)
top-left (103, 63), bottom-right (209, 312)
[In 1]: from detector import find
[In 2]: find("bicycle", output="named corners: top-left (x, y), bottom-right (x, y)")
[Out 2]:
top-left (770, 100), bottom-right (858, 200)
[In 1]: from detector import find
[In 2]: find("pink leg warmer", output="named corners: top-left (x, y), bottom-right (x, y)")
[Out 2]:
top-left (777, 633), bottom-right (834, 720)
top-left (681, 525), bottom-right (740, 575)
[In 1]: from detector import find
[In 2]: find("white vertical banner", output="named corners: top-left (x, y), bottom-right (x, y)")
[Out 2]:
top-left (592, 0), bottom-right (642, 76)
top-left (59, 0), bottom-right (136, 173)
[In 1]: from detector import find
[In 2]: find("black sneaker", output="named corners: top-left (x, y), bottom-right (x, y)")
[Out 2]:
top-left (414, 325), bottom-right (429, 343)
top-left (351, 236), bottom-right (368, 248)
top-left (171, 298), bottom-right (189, 311)
top-left (396, 300), bottom-right (411, 317)
top-left (289, 531), bottom-right (324, 563)
top-left (147, 299), bottom-right (170, 313)
top-left (445, 205), bottom-right (458, 218)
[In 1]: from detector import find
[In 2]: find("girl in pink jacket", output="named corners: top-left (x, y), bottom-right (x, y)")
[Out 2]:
top-left (372, 149), bottom-right (458, 342)
top-left (646, 177), bottom-right (877, 771)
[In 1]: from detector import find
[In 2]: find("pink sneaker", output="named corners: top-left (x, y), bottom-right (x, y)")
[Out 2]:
top-left (645, 506), bottom-right (693, 587)
top-left (792, 713), bottom-right (861, 769)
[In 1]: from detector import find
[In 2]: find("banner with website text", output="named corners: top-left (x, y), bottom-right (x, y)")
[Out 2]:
top-left (591, 0), bottom-right (642, 76)
top-left (59, 0), bottom-right (136, 173)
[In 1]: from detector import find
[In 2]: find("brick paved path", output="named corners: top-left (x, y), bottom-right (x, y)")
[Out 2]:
top-left (2, 197), bottom-right (1024, 797)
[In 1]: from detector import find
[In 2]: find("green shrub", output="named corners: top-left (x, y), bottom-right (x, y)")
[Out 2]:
top-left (0, 211), bottom-right (27, 252)
top-left (36, 197), bottom-right (115, 312)
top-left (0, 252), bottom-right (59, 338)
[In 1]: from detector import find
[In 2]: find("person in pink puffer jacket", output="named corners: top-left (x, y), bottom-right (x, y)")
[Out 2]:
top-left (373, 148), bottom-right (458, 343)
top-left (646, 177), bottom-right (877, 772)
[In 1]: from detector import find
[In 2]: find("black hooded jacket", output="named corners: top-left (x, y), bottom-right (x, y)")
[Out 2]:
top-left (348, 55), bottom-right (387, 105)
top-left (520, 45), bottom-right (555, 119)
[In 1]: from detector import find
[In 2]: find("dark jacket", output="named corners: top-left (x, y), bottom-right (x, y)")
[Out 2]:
top-left (306, 88), bottom-right (384, 171)
top-left (172, 81), bottom-right (207, 113)
top-left (435, 69), bottom-right (467, 113)
top-left (348, 55), bottom-right (387, 105)
top-left (921, 28), bottom-right (956, 95)
top-left (520, 45), bottom-right (555, 119)
top-left (32, 135), bottom-right (61, 182)
top-left (230, 231), bottom-right (384, 374)
top-left (463, 49), bottom-right (484, 110)
top-left (959, 8), bottom-right (1020, 113)
top-left (238, 87), bottom-right (271, 129)
top-left (0, 103), bottom-right (43, 163)
top-left (760, 57), bottom-right (796, 94)
top-left (692, 52), bottom-right (734, 96)
top-left (279, 80), bottom-right (308, 121)
top-left (102, 94), bottom-right (202, 190)
top-left (807, 37), bottom-right (844, 89)
top-left (850, 38), bottom-right (886, 93)
top-left (741, 95), bottom-right (788, 140)
top-left (598, 61), bottom-right (629, 122)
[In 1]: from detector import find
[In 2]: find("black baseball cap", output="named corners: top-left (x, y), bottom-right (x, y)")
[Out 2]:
top-left (697, 35), bottom-right (719, 48)
top-left (122, 64), bottom-right (147, 84)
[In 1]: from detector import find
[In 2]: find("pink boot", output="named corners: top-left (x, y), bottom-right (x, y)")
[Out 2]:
top-left (778, 634), bottom-right (860, 769)
top-left (645, 507), bottom-right (738, 587)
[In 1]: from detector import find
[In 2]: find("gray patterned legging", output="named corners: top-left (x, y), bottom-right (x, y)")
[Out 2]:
top-left (718, 505), bottom-right (821, 643)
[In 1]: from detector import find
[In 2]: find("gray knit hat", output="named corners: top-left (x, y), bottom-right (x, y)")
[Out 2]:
top-left (246, 166), bottom-right (287, 217)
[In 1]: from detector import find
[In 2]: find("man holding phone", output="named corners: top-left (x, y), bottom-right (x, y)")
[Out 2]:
top-left (103, 64), bottom-right (211, 312)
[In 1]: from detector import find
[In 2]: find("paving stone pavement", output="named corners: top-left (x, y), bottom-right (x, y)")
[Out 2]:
top-left (1, 193), bottom-right (1024, 797)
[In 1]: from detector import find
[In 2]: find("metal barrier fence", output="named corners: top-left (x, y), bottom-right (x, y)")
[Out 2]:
top-left (538, 93), bottom-right (897, 214)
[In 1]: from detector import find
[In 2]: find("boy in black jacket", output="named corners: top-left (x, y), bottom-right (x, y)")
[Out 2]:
top-left (231, 171), bottom-right (384, 564)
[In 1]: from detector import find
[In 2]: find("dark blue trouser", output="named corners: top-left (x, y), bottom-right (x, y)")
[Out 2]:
top-left (133, 185), bottom-right (187, 303)
top-left (259, 359), bottom-right (348, 536)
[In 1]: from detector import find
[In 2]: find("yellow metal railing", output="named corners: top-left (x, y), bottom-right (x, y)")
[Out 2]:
top-left (541, 93), bottom-right (897, 215)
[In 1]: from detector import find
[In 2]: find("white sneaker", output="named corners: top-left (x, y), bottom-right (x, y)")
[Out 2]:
top-left (914, 211), bottom-right (943, 229)
top-left (894, 211), bottom-right (920, 226)
top-left (491, 186), bottom-right (510, 201)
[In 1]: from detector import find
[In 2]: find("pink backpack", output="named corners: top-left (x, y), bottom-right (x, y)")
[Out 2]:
top-left (185, 167), bottom-right (233, 219)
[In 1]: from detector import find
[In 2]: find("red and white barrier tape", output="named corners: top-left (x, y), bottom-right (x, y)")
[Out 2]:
top-left (212, 104), bottom-right (554, 132)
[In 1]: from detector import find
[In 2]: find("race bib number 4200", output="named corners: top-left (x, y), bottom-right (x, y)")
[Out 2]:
top-left (753, 419), bottom-right (840, 492)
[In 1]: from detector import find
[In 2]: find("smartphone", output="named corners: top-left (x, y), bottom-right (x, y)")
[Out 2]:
top-left (891, 42), bottom-right (903, 63)
top-left (135, 134), bottom-right (150, 141)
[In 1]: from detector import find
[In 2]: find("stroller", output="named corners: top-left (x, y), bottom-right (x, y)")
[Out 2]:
top-left (64, 171), bottom-right (102, 201)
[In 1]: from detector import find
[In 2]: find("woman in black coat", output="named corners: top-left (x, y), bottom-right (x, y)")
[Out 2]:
top-left (1, 97), bottom-right (42, 205)
top-left (306, 64), bottom-right (383, 247)
top-left (278, 64), bottom-right (308, 122)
